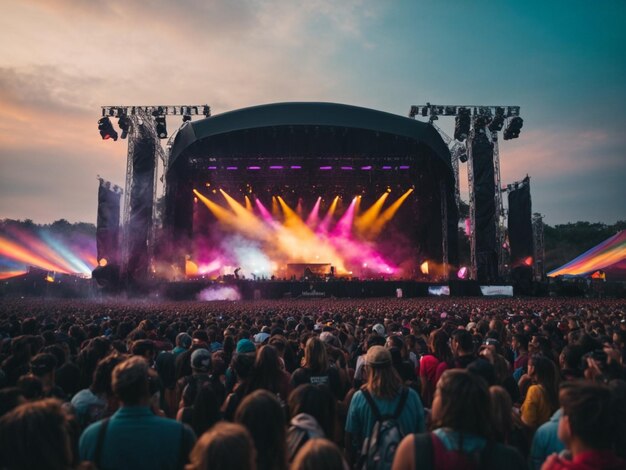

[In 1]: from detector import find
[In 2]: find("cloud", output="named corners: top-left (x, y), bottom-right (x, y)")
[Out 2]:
top-left (0, 1), bottom-right (623, 226)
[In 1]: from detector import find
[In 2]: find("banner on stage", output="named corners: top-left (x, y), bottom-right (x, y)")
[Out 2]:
top-left (480, 285), bottom-right (514, 297)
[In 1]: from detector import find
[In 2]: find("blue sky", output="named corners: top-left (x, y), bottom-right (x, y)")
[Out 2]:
top-left (0, 0), bottom-right (624, 225)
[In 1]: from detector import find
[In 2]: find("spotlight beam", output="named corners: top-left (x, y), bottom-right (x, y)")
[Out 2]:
top-left (369, 189), bottom-right (414, 238)
top-left (355, 192), bottom-right (389, 234)
top-left (318, 196), bottom-right (340, 233)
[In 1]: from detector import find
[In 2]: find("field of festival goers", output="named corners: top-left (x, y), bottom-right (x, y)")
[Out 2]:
top-left (0, 296), bottom-right (625, 470)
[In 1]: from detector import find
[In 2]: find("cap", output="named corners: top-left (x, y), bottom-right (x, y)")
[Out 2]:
top-left (366, 345), bottom-right (392, 367)
top-left (191, 348), bottom-right (212, 372)
top-left (253, 332), bottom-right (270, 344)
top-left (320, 332), bottom-right (341, 348)
top-left (372, 324), bottom-right (385, 337)
top-left (176, 333), bottom-right (192, 349)
top-left (236, 339), bottom-right (256, 354)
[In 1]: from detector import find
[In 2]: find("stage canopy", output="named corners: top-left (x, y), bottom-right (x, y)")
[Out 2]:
top-left (167, 102), bottom-right (453, 172)
top-left (548, 230), bottom-right (626, 280)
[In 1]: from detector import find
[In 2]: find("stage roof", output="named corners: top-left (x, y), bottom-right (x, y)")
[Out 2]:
top-left (548, 230), bottom-right (626, 280)
top-left (168, 102), bottom-right (452, 172)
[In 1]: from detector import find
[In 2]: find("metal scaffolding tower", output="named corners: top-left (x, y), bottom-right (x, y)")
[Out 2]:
top-left (409, 104), bottom-right (523, 281)
top-left (99, 105), bottom-right (210, 278)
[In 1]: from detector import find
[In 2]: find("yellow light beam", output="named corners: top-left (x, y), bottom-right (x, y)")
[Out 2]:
top-left (193, 189), bottom-right (235, 223)
top-left (369, 189), bottom-right (414, 238)
top-left (276, 196), bottom-right (311, 231)
top-left (219, 189), bottom-right (270, 237)
top-left (244, 195), bottom-right (253, 213)
top-left (272, 196), bottom-right (281, 219)
top-left (355, 192), bottom-right (389, 233)
top-left (195, 189), bottom-right (266, 240)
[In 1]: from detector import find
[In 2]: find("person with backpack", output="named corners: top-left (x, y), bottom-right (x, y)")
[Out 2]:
top-left (392, 370), bottom-right (525, 470)
top-left (286, 384), bottom-right (337, 462)
top-left (345, 346), bottom-right (425, 470)
top-left (79, 356), bottom-right (196, 470)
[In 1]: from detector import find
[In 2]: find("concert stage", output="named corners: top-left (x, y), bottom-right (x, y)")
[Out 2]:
top-left (153, 102), bottom-right (459, 286)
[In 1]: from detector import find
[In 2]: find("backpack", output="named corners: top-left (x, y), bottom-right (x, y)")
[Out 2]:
top-left (359, 387), bottom-right (409, 470)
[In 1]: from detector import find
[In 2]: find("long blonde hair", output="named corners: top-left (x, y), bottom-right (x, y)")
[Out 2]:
top-left (302, 337), bottom-right (328, 374)
top-left (365, 363), bottom-right (403, 400)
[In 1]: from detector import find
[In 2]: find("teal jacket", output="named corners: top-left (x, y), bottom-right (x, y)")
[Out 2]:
top-left (79, 406), bottom-right (196, 470)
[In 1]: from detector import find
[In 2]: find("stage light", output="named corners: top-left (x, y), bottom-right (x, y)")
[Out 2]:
top-left (523, 256), bottom-right (533, 266)
top-left (473, 114), bottom-right (491, 129)
top-left (320, 166), bottom-right (332, 170)
top-left (154, 116), bottom-right (167, 138)
top-left (420, 261), bottom-right (429, 275)
top-left (361, 166), bottom-right (372, 170)
top-left (98, 258), bottom-right (108, 267)
top-left (203, 105), bottom-right (210, 116)
top-left (382, 166), bottom-right (392, 170)
top-left (457, 266), bottom-right (468, 279)
top-left (270, 166), bottom-right (284, 170)
top-left (98, 117), bottom-right (118, 141)
top-left (118, 115), bottom-right (131, 139)
top-left (454, 107), bottom-right (471, 141)
top-left (488, 107), bottom-right (505, 132)
top-left (291, 165), bottom-right (301, 169)
top-left (503, 116), bottom-right (524, 140)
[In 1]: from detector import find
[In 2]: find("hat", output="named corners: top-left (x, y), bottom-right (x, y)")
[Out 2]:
top-left (176, 333), bottom-right (192, 349)
top-left (191, 348), bottom-right (212, 372)
top-left (253, 332), bottom-right (270, 344)
top-left (372, 324), bottom-right (385, 337)
top-left (365, 346), bottom-right (392, 367)
top-left (320, 332), bottom-right (341, 348)
top-left (236, 339), bottom-right (256, 354)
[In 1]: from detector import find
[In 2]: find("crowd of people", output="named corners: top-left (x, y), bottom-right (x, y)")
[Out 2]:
top-left (0, 296), bottom-right (625, 470)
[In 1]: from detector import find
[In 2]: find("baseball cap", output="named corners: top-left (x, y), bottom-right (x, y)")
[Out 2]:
top-left (366, 345), bottom-right (392, 367)
top-left (253, 332), bottom-right (270, 344)
top-left (372, 324), bottom-right (385, 337)
top-left (176, 333), bottom-right (192, 349)
top-left (191, 348), bottom-right (212, 372)
top-left (236, 339), bottom-right (256, 354)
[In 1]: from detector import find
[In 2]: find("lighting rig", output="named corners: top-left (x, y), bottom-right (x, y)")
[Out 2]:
top-left (409, 104), bottom-right (524, 281)
top-left (98, 104), bottom-right (211, 274)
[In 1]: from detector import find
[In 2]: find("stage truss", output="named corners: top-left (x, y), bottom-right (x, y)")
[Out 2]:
top-left (409, 104), bottom-right (524, 281)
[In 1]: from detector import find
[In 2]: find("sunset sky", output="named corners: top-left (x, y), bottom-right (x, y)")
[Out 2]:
top-left (0, 0), bottom-right (624, 225)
